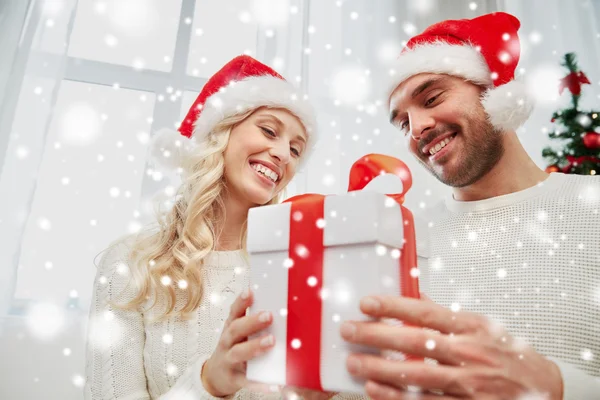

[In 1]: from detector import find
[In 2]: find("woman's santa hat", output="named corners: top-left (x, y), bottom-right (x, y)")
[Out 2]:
top-left (151, 55), bottom-right (317, 170)
top-left (388, 12), bottom-right (533, 132)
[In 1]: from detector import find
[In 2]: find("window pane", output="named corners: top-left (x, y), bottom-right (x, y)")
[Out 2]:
top-left (67, 0), bottom-right (182, 72)
top-left (14, 81), bottom-right (156, 309)
top-left (180, 90), bottom-right (200, 122)
top-left (187, 0), bottom-right (257, 78)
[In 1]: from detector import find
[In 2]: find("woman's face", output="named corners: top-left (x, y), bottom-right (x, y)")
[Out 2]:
top-left (223, 107), bottom-right (308, 207)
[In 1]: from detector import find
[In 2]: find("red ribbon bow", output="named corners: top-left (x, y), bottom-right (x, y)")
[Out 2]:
top-left (559, 71), bottom-right (590, 96)
top-left (283, 154), bottom-right (420, 390)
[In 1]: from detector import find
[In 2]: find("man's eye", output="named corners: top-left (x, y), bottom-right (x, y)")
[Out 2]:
top-left (425, 95), bottom-right (439, 106)
top-left (400, 120), bottom-right (409, 129)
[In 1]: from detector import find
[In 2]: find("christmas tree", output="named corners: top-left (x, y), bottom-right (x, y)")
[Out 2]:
top-left (543, 53), bottom-right (600, 175)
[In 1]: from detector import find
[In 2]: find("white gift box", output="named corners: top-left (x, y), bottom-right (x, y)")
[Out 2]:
top-left (246, 190), bottom-right (418, 393)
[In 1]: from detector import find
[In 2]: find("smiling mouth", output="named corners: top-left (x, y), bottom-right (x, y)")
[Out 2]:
top-left (425, 132), bottom-right (457, 158)
top-left (249, 162), bottom-right (279, 184)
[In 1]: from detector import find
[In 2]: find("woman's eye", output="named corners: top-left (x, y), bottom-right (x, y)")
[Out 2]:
top-left (261, 127), bottom-right (276, 137)
top-left (291, 147), bottom-right (300, 157)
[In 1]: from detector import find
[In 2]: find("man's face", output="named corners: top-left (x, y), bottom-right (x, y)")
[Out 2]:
top-left (388, 73), bottom-right (504, 188)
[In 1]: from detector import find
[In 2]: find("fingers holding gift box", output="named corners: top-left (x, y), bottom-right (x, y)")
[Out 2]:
top-left (202, 289), bottom-right (276, 397)
top-left (246, 154), bottom-right (421, 394)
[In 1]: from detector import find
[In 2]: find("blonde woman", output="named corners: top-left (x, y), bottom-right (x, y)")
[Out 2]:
top-left (84, 56), bottom-right (354, 400)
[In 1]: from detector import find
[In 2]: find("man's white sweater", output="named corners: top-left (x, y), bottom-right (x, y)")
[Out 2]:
top-left (416, 172), bottom-right (600, 399)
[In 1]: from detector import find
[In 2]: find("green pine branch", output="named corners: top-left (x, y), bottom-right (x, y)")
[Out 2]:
top-left (544, 52), bottom-right (600, 175)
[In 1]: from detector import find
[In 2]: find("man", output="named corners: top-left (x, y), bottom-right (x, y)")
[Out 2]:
top-left (340, 12), bottom-right (600, 400)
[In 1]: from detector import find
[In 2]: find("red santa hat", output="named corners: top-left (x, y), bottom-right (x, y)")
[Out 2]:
top-left (387, 12), bottom-right (533, 132)
top-left (151, 55), bottom-right (317, 170)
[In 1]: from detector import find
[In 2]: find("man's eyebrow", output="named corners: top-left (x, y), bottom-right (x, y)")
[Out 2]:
top-left (389, 77), bottom-right (448, 124)
top-left (411, 76), bottom-right (445, 99)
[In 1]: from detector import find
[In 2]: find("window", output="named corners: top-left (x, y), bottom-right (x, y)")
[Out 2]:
top-left (2, 0), bottom-right (271, 314)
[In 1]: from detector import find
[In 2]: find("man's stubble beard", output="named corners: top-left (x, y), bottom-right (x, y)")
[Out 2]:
top-left (421, 109), bottom-right (504, 188)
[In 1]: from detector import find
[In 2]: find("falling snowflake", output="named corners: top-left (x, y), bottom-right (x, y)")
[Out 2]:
top-left (250, 0), bottom-right (290, 27)
top-left (72, 374), bottom-right (85, 388)
top-left (177, 280), bottom-right (188, 289)
top-left (403, 22), bottom-right (417, 35)
top-left (581, 349), bottom-right (594, 361)
top-left (107, 0), bottom-right (159, 37)
top-left (26, 302), bottom-right (65, 340)
top-left (525, 65), bottom-right (562, 105)
top-left (330, 67), bottom-right (371, 105)
top-left (60, 103), bottom-right (102, 146)
top-left (166, 363), bottom-right (178, 376)
top-left (38, 218), bottom-right (52, 231)
top-left (16, 146), bottom-right (29, 159)
top-left (161, 275), bottom-right (172, 286)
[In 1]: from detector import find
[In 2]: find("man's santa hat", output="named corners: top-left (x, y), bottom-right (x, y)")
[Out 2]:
top-left (388, 12), bottom-right (533, 132)
top-left (151, 55), bottom-right (317, 170)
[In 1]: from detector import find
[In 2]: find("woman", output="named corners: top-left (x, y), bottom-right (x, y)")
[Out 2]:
top-left (83, 55), bottom-right (347, 400)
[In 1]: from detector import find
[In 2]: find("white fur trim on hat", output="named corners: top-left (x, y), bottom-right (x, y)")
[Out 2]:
top-left (388, 42), bottom-right (493, 96)
top-left (388, 42), bottom-right (533, 132)
top-left (481, 79), bottom-right (534, 132)
top-left (192, 75), bottom-right (318, 164)
top-left (149, 127), bottom-right (193, 171)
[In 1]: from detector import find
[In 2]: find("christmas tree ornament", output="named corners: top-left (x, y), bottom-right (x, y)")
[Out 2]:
top-left (583, 132), bottom-right (600, 149)
top-left (542, 53), bottom-right (600, 175)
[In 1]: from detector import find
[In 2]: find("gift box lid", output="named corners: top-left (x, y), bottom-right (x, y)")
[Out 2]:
top-left (247, 190), bottom-right (405, 253)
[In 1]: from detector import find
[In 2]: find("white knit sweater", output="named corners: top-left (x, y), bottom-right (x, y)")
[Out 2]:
top-left (415, 172), bottom-right (600, 399)
top-left (84, 240), bottom-right (367, 400)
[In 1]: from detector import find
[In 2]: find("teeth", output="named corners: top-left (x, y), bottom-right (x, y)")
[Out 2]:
top-left (251, 163), bottom-right (279, 182)
top-left (429, 136), bottom-right (453, 156)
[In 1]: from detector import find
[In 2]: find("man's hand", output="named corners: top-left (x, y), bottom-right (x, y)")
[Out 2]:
top-left (340, 295), bottom-right (564, 399)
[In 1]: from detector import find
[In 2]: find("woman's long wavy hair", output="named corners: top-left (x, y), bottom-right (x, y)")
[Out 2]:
top-left (116, 108), bottom-right (285, 321)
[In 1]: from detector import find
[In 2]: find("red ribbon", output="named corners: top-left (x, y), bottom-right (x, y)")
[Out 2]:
top-left (347, 154), bottom-right (420, 300)
top-left (285, 194), bottom-right (325, 389)
top-left (283, 154), bottom-right (420, 389)
top-left (559, 71), bottom-right (590, 96)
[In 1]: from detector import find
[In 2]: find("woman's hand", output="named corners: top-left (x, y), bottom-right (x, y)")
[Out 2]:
top-left (201, 289), bottom-right (275, 397)
top-left (282, 386), bottom-right (337, 400)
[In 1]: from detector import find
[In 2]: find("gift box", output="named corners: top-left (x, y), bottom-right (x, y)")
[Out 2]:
top-left (246, 154), bottom-right (420, 393)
